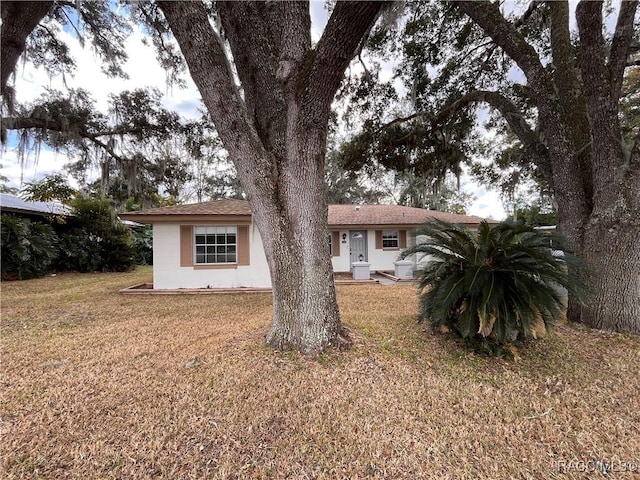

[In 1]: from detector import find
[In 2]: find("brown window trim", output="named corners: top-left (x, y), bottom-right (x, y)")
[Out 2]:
top-left (331, 231), bottom-right (341, 257)
top-left (180, 224), bottom-right (250, 268)
top-left (194, 264), bottom-right (238, 270)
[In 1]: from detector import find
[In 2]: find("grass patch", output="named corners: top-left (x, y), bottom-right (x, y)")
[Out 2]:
top-left (1, 267), bottom-right (639, 478)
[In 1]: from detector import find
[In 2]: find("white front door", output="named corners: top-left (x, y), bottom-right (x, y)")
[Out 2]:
top-left (349, 230), bottom-right (367, 267)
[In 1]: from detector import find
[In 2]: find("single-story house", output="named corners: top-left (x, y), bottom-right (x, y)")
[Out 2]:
top-left (120, 199), bottom-right (495, 290)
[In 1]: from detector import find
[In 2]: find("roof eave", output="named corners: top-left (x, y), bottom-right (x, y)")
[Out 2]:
top-left (118, 213), bottom-right (252, 224)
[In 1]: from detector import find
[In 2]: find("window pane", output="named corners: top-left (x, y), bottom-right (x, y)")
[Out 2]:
top-left (193, 225), bottom-right (238, 264)
top-left (382, 230), bottom-right (399, 248)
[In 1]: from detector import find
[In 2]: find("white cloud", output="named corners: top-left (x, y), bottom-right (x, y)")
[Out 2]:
top-left (460, 166), bottom-right (506, 220)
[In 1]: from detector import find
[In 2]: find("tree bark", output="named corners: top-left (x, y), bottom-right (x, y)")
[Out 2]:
top-left (158, 1), bottom-right (385, 353)
top-left (1, 1), bottom-right (54, 99)
top-left (580, 218), bottom-right (640, 332)
top-left (457, 0), bottom-right (640, 334)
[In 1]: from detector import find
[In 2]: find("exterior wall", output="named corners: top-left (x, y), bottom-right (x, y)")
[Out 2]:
top-left (330, 230), bottom-right (351, 272)
top-left (330, 228), bottom-right (413, 272)
top-left (152, 222), bottom-right (271, 289)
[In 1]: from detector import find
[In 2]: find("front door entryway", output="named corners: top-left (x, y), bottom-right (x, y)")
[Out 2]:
top-left (349, 230), bottom-right (368, 267)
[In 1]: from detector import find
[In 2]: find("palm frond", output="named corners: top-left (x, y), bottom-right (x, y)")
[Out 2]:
top-left (410, 220), bottom-right (588, 350)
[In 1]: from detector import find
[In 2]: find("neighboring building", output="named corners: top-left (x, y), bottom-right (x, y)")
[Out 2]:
top-left (0, 193), bottom-right (70, 220)
top-left (120, 199), bottom-right (494, 290)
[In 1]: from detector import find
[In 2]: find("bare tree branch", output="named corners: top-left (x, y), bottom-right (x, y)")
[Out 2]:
top-left (157, 1), bottom-right (277, 207)
top-left (156, 2), bottom-right (261, 157)
top-left (549, 1), bottom-right (593, 200)
top-left (216, 1), bottom-right (286, 157)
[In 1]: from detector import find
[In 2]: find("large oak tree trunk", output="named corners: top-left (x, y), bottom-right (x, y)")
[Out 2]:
top-left (261, 128), bottom-right (343, 353)
top-left (158, 1), bottom-right (385, 353)
top-left (579, 219), bottom-right (640, 332)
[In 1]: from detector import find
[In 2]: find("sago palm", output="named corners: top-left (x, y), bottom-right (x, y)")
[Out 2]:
top-left (401, 220), bottom-right (586, 347)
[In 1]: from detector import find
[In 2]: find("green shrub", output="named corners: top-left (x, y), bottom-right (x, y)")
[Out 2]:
top-left (56, 231), bottom-right (102, 272)
top-left (56, 196), bottom-right (136, 272)
top-left (131, 225), bottom-right (153, 265)
top-left (401, 220), bottom-right (586, 352)
top-left (1, 214), bottom-right (59, 280)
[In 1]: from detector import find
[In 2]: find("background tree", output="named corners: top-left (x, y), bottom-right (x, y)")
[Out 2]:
top-left (344, 0), bottom-right (639, 333)
top-left (451, 0), bottom-right (640, 333)
top-left (324, 148), bottom-right (387, 204)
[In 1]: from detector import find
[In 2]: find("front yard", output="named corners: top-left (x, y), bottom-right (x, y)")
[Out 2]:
top-left (1, 267), bottom-right (638, 479)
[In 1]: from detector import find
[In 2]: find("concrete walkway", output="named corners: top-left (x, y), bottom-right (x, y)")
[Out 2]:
top-left (370, 273), bottom-right (415, 286)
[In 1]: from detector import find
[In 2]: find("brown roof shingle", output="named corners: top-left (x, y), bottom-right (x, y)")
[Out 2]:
top-left (121, 200), bottom-right (495, 226)
top-left (328, 204), bottom-right (490, 227)
top-left (120, 198), bottom-right (252, 220)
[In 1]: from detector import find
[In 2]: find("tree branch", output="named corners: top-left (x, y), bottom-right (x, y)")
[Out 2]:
top-left (378, 112), bottom-right (429, 133)
top-left (305, 1), bottom-right (387, 122)
top-left (1, 116), bottom-right (161, 140)
top-left (455, 2), bottom-right (549, 92)
top-left (2, 115), bottom-right (62, 132)
top-left (576, 2), bottom-right (608, 94)
top-left (514, 0), bottom-right (544, 28)
top-left (157, 1), bottom-right (275, 205)
top-left (608, 0), bottom-right (639, 102)
top-left (434, 90), bottom-right (551, 176)
top-left (2, 115), bottom-right (132, 166)
top-left (549, 1), bottom-right (593, 199)
top-left (1, 1), bottom-right (54, 97)
top-left (278, 1), bottom-right (311, 85)
top-left (216, 1), bottom-right (286, 156)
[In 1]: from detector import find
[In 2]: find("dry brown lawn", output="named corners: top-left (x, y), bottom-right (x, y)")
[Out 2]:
top-left (1, 267), bottom-right (639, 479)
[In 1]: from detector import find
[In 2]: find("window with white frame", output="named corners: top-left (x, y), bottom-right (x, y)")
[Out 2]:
top-left (328, 234), bottom-right (333, 256)
top-left (194, 226), bottom-right (237, 264)
top-left (382, 230), bottom-right (399, 248)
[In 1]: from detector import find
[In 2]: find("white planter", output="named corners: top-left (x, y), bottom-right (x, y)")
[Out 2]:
top-left (351, 261), bottom-right (371, 280)
top-left (394, 259), bottom-right (414, 279)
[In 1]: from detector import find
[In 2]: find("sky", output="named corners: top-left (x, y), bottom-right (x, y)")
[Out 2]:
top-left (1, 2), bottom-right (507, 220)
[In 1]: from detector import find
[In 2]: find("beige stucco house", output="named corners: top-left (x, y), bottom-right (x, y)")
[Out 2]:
top-left (121, 199), bottom-right (492, 290)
